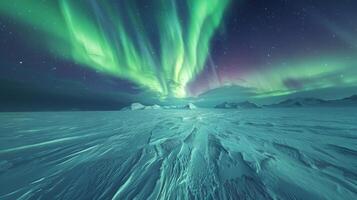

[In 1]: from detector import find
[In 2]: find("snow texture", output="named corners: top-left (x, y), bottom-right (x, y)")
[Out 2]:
top-left (0, 108), bottom-right (356, 199)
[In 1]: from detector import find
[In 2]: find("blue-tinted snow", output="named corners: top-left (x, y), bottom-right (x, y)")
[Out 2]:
top-left (0, 108), bottom-right (356, 199)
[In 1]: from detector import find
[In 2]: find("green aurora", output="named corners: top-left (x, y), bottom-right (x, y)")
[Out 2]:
top-left (1, 0), bottom-right (357, 101)
top-left (242, 55), bottom-right (357, 98)
top-left (0, 0), bottom-right (229, 98)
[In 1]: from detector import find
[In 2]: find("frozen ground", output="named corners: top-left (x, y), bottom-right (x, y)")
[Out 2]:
top-left (0, 108), bottom-right (356, 200)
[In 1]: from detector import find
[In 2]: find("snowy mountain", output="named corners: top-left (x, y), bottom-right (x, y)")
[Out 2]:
top-left (343, 94), bottom-right (357, 101)
top-left (266, 98), bottom-right (328, 108)
top-left (144, 104), bottom-right (161, 110)
top-left (329, 94), bottom-right (357, 106)
top-left (266, 95), bottom-right (357, 108)
top-left (215, 101), bottom-right (260, 109)
top-left (183, 103), bottom-right (197, 110)
top-left (121, 103), bottom-right (198, 111)
top-left (121, 103), bottom-right (162, 111)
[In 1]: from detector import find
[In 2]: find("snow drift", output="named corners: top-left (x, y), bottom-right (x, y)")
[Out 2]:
top-left (0, 108), bottom-right (356, 199)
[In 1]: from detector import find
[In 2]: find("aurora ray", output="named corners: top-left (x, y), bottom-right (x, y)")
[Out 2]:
top-left (0, 0), bottom-right (229, 98)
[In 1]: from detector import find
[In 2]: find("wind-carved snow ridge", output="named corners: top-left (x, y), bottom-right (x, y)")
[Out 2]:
top-left (0, 108), bottom-right (356, 199)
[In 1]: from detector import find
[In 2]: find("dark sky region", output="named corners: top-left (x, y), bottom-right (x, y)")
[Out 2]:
top-left (0, 0), bottom-right (357, 110)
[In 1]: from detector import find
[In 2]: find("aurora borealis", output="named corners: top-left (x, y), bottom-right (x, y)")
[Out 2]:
top-left (0, 0), bottom-right (229, 98)
top-left (1, 0), bottom-right (357, 108)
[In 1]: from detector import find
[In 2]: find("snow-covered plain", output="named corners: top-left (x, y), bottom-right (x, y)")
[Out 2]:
top-left (0, 108), bottom-right (356, 199)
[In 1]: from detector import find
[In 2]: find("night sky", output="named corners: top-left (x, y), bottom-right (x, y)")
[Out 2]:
top-left (1, 0), bottom-right (357, 110)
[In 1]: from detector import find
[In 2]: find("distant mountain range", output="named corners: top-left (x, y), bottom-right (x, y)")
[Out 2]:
top-left (265, 95), bottom-right (357, 108)
top-left (213, 95), bottom-right (357, 109)
top-left (215, 101), bottom-right (260, 109)
top-left (121, 102), bottom-right (198, 111)
top-left (123, 95), bottom-right (357, 111)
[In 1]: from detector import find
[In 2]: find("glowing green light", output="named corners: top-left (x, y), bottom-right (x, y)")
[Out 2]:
top-left (0, 0), bottom-right (230, 98)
